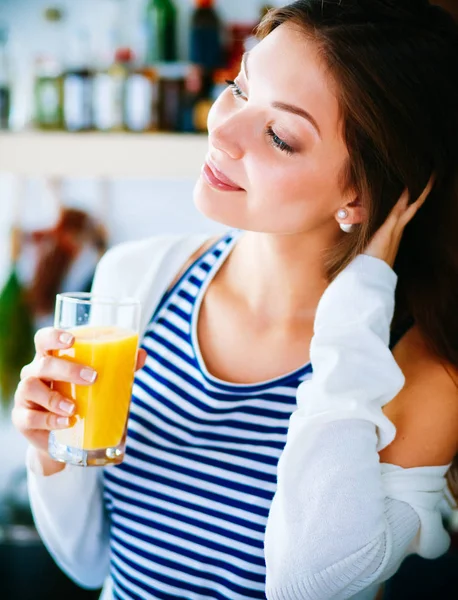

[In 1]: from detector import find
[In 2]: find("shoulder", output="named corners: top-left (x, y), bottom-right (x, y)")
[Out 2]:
top-left (96, 235), bottom-right (188, 272)
top-left (92, 233), bottom-right (213, 298)
top-left (380, 325), bottom-right (458, 467)
top-left (166, 236), bottom-right (219, 290)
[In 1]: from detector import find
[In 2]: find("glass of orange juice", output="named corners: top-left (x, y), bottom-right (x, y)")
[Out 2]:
top-left (48, 292), bottom-right (141, 467)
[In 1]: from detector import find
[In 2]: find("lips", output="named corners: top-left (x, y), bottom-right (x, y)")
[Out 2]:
top-left (202, 159), bottom-right (244, 192)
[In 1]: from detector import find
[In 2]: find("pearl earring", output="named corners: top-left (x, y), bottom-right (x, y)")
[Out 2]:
top-left (337, 208), bottom-right (353, 233)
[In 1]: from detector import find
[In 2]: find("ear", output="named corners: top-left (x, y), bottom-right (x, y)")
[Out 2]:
top-left (345, 197), bottom-right (367, 225)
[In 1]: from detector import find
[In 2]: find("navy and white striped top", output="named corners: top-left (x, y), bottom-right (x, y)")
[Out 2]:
top-left (103, 231), bottom-right (314, 599)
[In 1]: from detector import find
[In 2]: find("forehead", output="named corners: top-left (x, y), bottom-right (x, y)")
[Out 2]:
top-left (251, 23), bottom-right (342, 139)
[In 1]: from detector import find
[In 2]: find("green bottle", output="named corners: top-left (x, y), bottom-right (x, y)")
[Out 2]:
top-left (0, 229), bottom-right (35, 413)
top-left (145, 0), bottom-right (177, 63)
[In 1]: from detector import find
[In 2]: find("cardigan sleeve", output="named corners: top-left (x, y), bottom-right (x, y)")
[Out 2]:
top-left (27, 447), bottom-right (109, 589)
top-left (264, 255), bottom-right (451, 600)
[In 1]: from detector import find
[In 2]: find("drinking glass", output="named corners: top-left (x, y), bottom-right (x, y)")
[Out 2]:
top-left (48, 292), bottom-right (141, 467)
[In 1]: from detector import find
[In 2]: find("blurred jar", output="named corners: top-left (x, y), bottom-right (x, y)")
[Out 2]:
top-left (0, 27), bottom-right (11, 130)
top-left (93, 47), bottom-right (133, 132)
top-left (34, 57), bottom-right (63, 130)
top-left (157, 63), bottom-right (187, 132)
top-left (124, 63), bottom-right (159, 133)
top-left (63, 31), bottom-right (94, 132)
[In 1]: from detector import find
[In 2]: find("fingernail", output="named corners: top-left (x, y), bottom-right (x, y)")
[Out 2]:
top-left (59, 400), bottom-right (75, 415)
top-left (80, 368), bottom-right (97, 383)
top-left (56, 417), bottom-right (70, 428)
top-left (59, 332), bottom-right (74, 345)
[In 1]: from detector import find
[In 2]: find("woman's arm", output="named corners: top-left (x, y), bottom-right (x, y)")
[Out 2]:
top-left (26, 234), bottom-right (215, 590)
top-left (264, 255), bottom-right (454, 600)
top-left (24, 245), bottom-right (129, 589)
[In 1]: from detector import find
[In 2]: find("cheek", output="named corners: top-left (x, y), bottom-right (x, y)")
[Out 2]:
top-left (246, 157), bottom-right (308, 203)
top-left (247, 160), bottom-right (340, 224)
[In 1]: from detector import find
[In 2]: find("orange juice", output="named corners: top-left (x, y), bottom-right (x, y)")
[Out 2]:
top-left (52, 325), bottom-right (139, 451)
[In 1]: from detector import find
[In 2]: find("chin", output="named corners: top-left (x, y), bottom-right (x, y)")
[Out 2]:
top-left (193, 175), bottom-right (249, 230)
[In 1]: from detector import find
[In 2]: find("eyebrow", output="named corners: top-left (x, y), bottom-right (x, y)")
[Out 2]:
top-left (241, 52), bottom-right (322, 139)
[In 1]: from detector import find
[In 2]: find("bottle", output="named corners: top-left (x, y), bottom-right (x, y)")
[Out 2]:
top-left (0, 27), bottom-right (11, 130)
top-left (157, 63), bottom-right (187, 132)
top-left (34, 56), bottom-right (63, 130)
top-left (63, 30), bottom-right (94, 132)
top-left (181, 65), bottom-right (201, 133)
top-left (145, 0), bottom-right (178, 64)
top-left (32, 5), bottom-right (65, 130)
top-left (124, 59), bottom-right (159, 133)
top-left (190, 0), bottom-right (223, 70)
top-left (93, 47), bottom-right (133, 132)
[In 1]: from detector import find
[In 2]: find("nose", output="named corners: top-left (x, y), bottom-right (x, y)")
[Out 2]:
top-left (208, 112), bottom-right (245, 161)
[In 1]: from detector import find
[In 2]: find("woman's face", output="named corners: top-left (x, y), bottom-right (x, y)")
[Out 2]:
top-left (194, 24), bottom-right (359, 235)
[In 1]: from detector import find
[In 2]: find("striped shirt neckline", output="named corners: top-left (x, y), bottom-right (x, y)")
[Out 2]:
top-left (158, 230), bottom-right (313, 393)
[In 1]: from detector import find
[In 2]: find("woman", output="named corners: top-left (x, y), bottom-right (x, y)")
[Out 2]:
top-left (13, 1), bottom-right (458, 599)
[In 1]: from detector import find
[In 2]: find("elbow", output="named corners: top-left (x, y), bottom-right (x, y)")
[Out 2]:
top-left (41, 529), bottom-right (110, 591)
top-left (69, 570), bottom-right (107, 591)
top-left (265, 535), bottom-right (387, 600)
top-left (55, 554), bottom-right (109, 591)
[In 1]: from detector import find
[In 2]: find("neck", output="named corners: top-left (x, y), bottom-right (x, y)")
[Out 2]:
top-left (221, 228), bottom-right (338, 324)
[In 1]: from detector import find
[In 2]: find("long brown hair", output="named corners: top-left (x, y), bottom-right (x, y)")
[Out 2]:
top-left (257, 0), bottom-right (458, 499)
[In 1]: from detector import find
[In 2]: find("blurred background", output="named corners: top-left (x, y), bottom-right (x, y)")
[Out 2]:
top-left (0, 1), bottom-right (457, 599)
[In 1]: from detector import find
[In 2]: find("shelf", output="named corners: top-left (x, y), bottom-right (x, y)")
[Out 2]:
top-left (0, 132), bottom-right (209, 179)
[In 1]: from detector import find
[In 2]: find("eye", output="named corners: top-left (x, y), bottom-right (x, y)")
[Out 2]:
top-left (266, 126), bottom-right (294, 155)
top-left (225, 79), bottom-right (247, 101)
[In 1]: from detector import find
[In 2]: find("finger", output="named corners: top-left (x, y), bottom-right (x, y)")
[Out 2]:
top-left (392, 188), bottom-right (410, 217)
top-left (34, 328), bottom-right (75, 355)
top-left (12, 407), bottom-right (73, 432)
top-left (399, 202), bottom-right (423, 228)
top-left (399, 176), bottom-right (435, 228)
top-left (15, 377), bottom-right (76, 416)
top-left (135, 349), bottom-right (147, 371)
top-left (21, 355), bottom-right (97, 385)
top-left (416, 174), bottom-right (436, 206)
top-left (380, 189), bottom-right (409, 232)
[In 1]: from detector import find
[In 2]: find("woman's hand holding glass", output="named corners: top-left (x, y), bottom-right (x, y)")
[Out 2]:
top-left (12, 326), bottom-right (146, 473)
